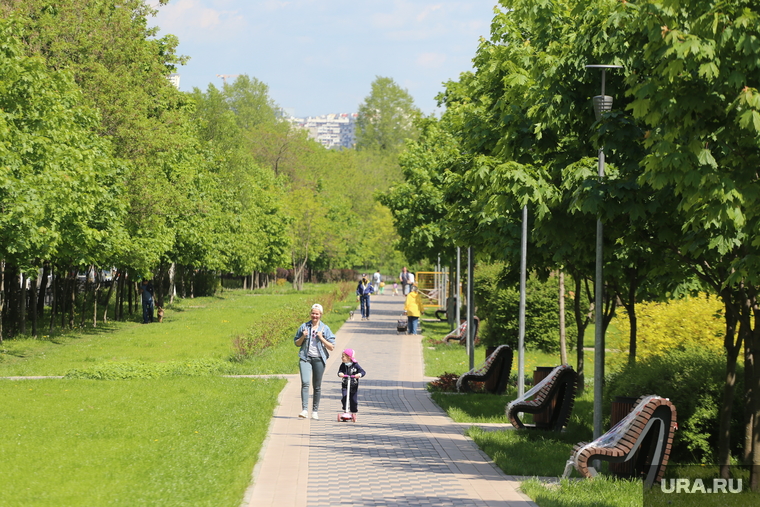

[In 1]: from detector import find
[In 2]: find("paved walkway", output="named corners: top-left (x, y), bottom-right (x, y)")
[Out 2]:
top-left (245, 295), bottom-right (538, 507)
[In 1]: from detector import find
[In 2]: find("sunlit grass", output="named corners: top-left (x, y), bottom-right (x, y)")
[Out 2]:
top-left (0, 284), bottom-right (353, 506)
top-left (0, 286), bottom-right (349, 376)
top-left (521, 476), bottom-right (642, 507)
top-left (0, 377), bottom-right (285, 507)
top-left (422, 317), bottom-right (645, 507)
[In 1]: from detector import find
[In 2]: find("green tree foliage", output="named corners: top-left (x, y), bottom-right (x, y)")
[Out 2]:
top-left (0, 19), bottom-right (125, 271)
top-left (0, 0), bottom-right (197, 274)
top-left (378, 117), bottom-right (457, 265)
top-left (356, 76), bottom-right (421, 153)
top-left (383, 0), bottom-right (760, 479)
top-left (474, 264), bottom-right (577, 353)
top-left (188, 79), bottom-right (290, 275)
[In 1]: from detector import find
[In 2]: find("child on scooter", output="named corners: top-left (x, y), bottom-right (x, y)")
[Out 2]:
top-left (337, 348), bottom-right (366, 414)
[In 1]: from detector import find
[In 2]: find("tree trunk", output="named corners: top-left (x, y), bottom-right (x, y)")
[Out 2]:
top-left (293, 255), bottom-right (308, 291)
top-left (169, 262), bottom-right (176, 304)
top-left (573, 274), bottom-right (589, 389)
top-left (60, 271), bottom-right (67, 329)
top-left (80, 274), bottom-right (89, 328)
top-left (746, 295), bottom-right (760, 491)
top-left (626, 267), bottom-right (639, 365)
top-left (92, 280), bottom-right (100, 328)
top-left (19, 273), bottom-right (26, 335)
top-left (37, 262), bottom-right (49, 317)
top-left (68, 272), bottom-right (75, 329)
top-left (559, 270), bottom-right (567, 365)
top-left (113, 273), bottom-right (124, 321)
top-left (155, 265), bottom-right (165, 308)
top-left (719, 289), bottom-right (742, 479)
top-left (745, 326), bottom-right (754, 466)
top-left (0, 260), bottom-right (5, 344)
top-left (30, 274), bottom-right (38, 338)
top-left (102, 275), bottom-right (115, 323)
top-left (48, 269), bottom-right (56, 334)
top-left (127, 276), bottom-right (133, 315)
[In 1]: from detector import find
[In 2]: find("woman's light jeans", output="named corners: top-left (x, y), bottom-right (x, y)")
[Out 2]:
top-left (299, 356), bottom-right (326, 411)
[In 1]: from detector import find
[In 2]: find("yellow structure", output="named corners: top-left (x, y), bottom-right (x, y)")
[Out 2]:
top-left (415, 271), bottom-right (450, 310)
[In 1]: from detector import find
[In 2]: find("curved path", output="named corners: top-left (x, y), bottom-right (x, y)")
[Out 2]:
top-left (245, 295), bottom-right (537, 507)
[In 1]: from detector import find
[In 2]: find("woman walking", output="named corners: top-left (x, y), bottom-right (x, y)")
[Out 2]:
top-left (294, 303), bottom-right (336, 420)
top-left (356, 274), bottom-right (374, 320)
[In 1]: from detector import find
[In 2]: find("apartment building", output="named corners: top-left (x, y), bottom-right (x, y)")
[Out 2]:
top-left (291, 113), bottom-right (357, 150)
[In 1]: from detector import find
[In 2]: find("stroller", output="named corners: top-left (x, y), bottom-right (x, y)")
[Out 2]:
top-left (396, 314), bottom-right (408, 334)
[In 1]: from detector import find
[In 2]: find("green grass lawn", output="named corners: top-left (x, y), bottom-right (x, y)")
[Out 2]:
top-left (421, 317), bottom-right (643, 507)
top-left (0, 284), bottom-right (352, 506)
top-left (421, 318), bottom-right (603, 385)
top-left (0, 286), bottom-right (349, 376)
top-left (0, 376), bottom-right (284, 507)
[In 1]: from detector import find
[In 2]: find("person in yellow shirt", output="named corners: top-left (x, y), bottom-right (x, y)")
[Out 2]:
top-left (403, 283), bottom-right (424, 335)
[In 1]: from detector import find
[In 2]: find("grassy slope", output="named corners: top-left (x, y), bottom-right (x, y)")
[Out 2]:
top-left (0, 286), bottom-right (349, 376)
top-left (0, 285), bottom-right (352, 507)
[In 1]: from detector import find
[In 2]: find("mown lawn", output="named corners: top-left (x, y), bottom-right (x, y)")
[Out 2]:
top-left (0, 377), bottom-right (284, 507)
top-left (0, 284), bottom-right (353, 507)
top-left (421, 317), bottom-right (646, 507)
top-left (0, 285), bottom-right (349, 376)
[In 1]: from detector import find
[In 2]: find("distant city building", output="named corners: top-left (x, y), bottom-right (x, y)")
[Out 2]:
top-left (168, 73), bottom-right (180, 89)
top-left (290, 113), bottom-right (357, 150)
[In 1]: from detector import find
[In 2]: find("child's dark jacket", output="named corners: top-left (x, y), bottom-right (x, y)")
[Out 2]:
top-left (338, 361), bottom-right (366, 388)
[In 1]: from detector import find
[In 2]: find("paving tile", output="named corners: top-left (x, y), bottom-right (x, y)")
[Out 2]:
top-left (246, 296), bottom-right (538, 507)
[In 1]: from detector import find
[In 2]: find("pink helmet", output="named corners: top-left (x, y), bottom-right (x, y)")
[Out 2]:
top-left (342, 348), bottom-right (356, 361)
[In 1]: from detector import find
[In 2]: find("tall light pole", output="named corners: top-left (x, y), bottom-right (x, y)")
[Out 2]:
top-left (467, 246), bottom-right (475, 369)
top-left (518, 205), bottom-right (528, 397)
top-left (585, 64), bottom-right (622, 441)
top-left (456, 247), bottom-right (461, 327)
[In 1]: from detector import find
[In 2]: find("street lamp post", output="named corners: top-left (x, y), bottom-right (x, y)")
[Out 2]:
top-left (517, 205), bottom-right (528, 397)
top-left (585, 64), bottom-right (622, 441)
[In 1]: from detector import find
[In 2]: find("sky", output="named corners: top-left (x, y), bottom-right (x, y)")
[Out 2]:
top-left (149, 0), bottom-right (499, 118)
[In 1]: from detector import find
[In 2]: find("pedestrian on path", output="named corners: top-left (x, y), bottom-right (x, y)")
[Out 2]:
top-left (139, 279), bottom-right (155, 324)
top-left (404, 283), bottom-right (424, 335)
top-left (356, 274), bottom-right (373, 320)
top-left (294, 303), bottom-right (336, 420)
top-left (399, 266), bottom-right (412, 295)
top-left (337, 348), bottom-right (366, 414)
top-left (372, 270), bottom-right (381, 293)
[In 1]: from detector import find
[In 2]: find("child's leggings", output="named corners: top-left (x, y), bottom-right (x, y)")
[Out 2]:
top-left (341, 385), bottom-right (359, 412)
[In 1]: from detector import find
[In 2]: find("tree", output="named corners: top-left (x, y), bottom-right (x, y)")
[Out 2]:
top-left (378, 117), bottom-right (457, 265)
top-left (0, 18), bottom-right (126, 335)
top-left (609, 0), bottom-right (760, 485)
top-left (356, 76), bottom-right (421, 152)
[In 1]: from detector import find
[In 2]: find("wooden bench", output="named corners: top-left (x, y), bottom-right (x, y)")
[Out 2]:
top-left (562, 395), bottom-right (677, 487)
top-left (444, 316), bottom-right (480, 345)
top-left (455, 345), bottom-right (513, 395)
top-left (506, 364), bottom-right (577, 432)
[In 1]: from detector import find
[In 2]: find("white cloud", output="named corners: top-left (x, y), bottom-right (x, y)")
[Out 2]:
top-left (416, 52), bottom-right (447, 69)
top-left (154, 0), bottom-right (246, 39)
top-left (416, 4), bottom-right (443, 22)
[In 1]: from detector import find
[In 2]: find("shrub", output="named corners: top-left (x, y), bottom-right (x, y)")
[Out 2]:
top-left (428, 372), bottom-right (460, 392)
top-left (475, 264), bottom-right (576, 352)
top-left (614, 293), bottom-right (724, 362)
top-left (231, 283), bottom-right (352, 361)
top-left (231, 303), bottom-right (306, 361)
top-left (605, 346), bottom-right (744, 463)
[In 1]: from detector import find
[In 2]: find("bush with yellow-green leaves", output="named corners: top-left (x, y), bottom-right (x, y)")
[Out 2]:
top-left (615, 293), bottom-right (724, 360)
